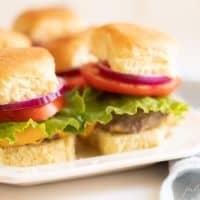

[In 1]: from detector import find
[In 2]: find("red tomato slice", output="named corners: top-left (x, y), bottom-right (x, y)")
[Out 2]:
top-left (63, 74), bottom-right (86, 90)
top-left (0, 96), bottom-right (65, 122)
top-left (81, 63), bottom-right (181, 96)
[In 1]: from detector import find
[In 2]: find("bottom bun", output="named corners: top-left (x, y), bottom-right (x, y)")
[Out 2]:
top-left (87, 125), bottom-right (169, 155)
top-left (0, 134), bottom-right (76, 167)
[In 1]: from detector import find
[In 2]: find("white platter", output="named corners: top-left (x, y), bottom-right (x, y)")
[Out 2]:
top-left (0, 109), bottom-right (200, 186)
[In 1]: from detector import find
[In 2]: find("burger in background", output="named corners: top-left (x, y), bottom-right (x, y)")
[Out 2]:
top-left (12, 6), bottom-right (83, 46)
top-left (45, 28), bottom-right (96, 90)
top-left (0, 28), bottom-right (30, 48)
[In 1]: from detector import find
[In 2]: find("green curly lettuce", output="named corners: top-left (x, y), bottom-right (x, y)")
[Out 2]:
top-left (0, 115), bottom-right (81, 144)
top-left (0, 87), bottom-right (188, 143)
top-left (61, 88), bottom-right (188, 133)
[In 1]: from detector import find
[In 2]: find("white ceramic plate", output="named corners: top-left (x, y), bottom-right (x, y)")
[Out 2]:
top-left (0, 109), bottom-right (199, 186)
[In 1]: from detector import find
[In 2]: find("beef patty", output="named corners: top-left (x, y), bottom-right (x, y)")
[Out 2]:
top-left (97, 111), bottom-right (167, 134)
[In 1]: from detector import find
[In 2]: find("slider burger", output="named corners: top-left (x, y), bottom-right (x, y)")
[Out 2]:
top-left (0, 48), bottom-right (80, 166)
top-left (0, 28), bottom-right (30, 48)
top-left (46, 29), bottom-right (96, 90)
top-left (13, 6), bottom-right (83, 46)
top-left (63, 23), bottom-right (188, 155)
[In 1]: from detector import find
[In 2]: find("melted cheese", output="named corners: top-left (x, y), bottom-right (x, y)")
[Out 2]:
top-left (0, 127), bottom-right (65, 148)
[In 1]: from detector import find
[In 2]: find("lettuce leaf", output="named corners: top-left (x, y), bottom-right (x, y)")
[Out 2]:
top-left (0, 115), bottom-right (81, 144)
top-left (61, 88), bottom-right (188, 133)
top-left (0, 87), bottom-right (188, 143)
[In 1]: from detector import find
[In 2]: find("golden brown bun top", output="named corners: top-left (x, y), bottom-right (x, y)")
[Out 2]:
top-left (13, 6), bottom-right (83, 43)
top-left (0, 28), bottom-right (31, 48)
top-left (46, 23), bottom-right (178, 76)
top-left (93, 23), bottom-right (177, 52)
top-left (91, 23), bottom-right (178, 76)
top-left (0, 48), bottom-right (58, 104)
top-left (45, 28), bottom-right (96, 73)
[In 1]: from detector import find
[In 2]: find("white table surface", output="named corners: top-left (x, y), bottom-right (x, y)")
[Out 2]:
top-left (0, 163), bottom-right (168, 200)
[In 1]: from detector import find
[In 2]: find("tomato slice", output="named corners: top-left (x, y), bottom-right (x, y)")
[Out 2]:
top-left (0, 96), bottom-right (64, 122)
top-left (63, 74), bottom-right (86, 90)
top-left (81, 63), bottom-right (181, 96)
top-left (58, 68), bottom-right (87, 90)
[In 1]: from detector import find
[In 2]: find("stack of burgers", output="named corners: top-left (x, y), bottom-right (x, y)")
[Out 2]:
top-left (0, 6), bottom-right (187, 166)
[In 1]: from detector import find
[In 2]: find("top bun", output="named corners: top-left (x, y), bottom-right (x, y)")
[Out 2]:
top-left (0, 29), bottom-right (30, 48)
top-left (46, 23), bottom-right (178, 76)
top-left (0, 48), bottom-right (58, 105)
top-left (91, 23), bottom-right (178, 76)
top-left (13, 7), bottom-right (83, 43)
top-left (45, 28), bottom-right (96, 73)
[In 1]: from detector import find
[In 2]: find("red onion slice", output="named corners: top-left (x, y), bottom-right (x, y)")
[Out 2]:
top-left (98, 63), bottom-right (172, 85)
top-left (0, 78), bottom-right (65, 111)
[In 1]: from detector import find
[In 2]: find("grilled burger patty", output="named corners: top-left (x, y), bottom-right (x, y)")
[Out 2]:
top-left (97, 111), bottom-right (167, 134)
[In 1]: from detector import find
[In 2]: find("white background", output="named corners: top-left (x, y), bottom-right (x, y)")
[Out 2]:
top-left (0, 0), bottom-right (200, 80)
